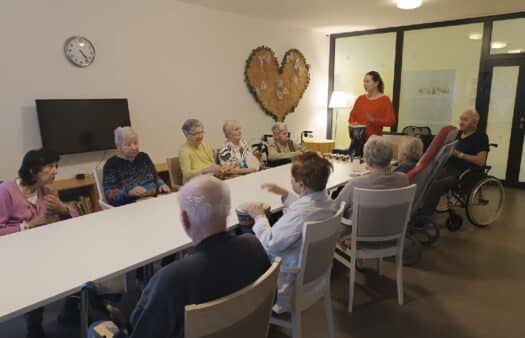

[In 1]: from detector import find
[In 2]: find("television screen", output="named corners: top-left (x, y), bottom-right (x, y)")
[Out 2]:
top-left (36, 99), bottom-right (131, 154)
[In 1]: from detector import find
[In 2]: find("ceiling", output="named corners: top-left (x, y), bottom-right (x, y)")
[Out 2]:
top-left (179, 0), bottom-right (525, 34)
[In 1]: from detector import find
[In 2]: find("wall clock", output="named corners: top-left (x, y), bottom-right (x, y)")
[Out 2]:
top-left (64, 36), bottom-right (95, 67)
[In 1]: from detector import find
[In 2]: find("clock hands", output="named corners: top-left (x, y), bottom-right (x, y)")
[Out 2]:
top-left (79, 49), bottom-right (89, 62)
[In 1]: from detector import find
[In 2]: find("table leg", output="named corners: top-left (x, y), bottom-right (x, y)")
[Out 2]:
top-left (80, 287), bottom-right (89, 338)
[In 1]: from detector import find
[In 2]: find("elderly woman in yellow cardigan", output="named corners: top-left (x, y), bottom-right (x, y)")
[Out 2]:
top-left (178, 119), bottom-right (227, 183)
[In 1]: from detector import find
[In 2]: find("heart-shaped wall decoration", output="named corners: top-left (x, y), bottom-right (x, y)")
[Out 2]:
top-left (244, 46), bottom-right (310, 122)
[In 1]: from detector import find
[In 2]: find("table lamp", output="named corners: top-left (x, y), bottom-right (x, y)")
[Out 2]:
top-left (329, 91), bottom-right (349, 144)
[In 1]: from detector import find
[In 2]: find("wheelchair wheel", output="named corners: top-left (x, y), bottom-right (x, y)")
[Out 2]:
top-left (446, 212), bottom-right (463, 231)
top-left (466, 176), bottom-right (505, 227)
top-left (410, 216), bottom-right (440, 246)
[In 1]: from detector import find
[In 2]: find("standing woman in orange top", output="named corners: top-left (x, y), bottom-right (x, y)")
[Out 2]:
top-left (349, 71), bottom-right (396, 139)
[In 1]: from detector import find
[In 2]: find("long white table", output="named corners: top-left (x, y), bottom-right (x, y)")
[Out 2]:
top-left (0, 161), bottom-right (353, 326)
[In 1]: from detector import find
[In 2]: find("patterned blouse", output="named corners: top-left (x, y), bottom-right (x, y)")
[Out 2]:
top-left (217, 140), bottom-right (252, 168)
top-left (103, 152), bottom-right (167, 206)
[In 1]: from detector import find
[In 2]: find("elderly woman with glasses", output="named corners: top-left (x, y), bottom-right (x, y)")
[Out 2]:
top-left (217, 120), bottom-right (260, 175)
top-left (103, 126), bottom-right (170, 206)
top-left (334, 136), bottom-right (409, 220)
top-left (179, 119), bottom-right (224, 183)
top-left (267, 122), bottom-right (304, 162)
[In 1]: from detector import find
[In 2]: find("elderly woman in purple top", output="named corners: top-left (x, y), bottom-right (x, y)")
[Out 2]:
top-left (0, 149), bottom-right (79, 338)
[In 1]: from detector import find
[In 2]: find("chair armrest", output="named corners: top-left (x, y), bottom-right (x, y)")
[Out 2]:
top-left (98, 200), bottom-right (114, 210)
top-left (341, 217), bottom-right (352, 226)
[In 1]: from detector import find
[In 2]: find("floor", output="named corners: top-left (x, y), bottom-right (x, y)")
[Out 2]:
top-left (1, 188), bottom-right (524, 338)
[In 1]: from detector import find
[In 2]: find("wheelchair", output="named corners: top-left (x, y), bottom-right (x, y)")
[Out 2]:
top-left (439, 146), bottom-right (505, 231)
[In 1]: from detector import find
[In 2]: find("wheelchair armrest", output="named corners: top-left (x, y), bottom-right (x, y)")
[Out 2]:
top-left (458, 168), bottom-right (473, 181)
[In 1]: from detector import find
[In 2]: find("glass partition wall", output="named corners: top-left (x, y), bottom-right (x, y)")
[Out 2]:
top-left (398, 23), bottom-right (483, 133)
top-left (332, 33), bottom-right (396, 149)
top-left (329, 13), bottom-right (525, 186)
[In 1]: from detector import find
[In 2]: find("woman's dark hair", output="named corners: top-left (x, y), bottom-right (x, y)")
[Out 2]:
top-left (366, 70), bottom-right (384, 93)
top-left (18, 149), bottom-right (60, 186)
top-left (291, 152), bottom-right (333, 192)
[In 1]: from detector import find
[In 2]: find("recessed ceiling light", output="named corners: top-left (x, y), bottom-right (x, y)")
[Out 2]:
top-left (508, 49), bottom-right (523, 54)
top-left (491, 41), bottom-right (508, 49)
top-left (468, 33), bottom-right (482, 40)
top-left (396, 0), bottom-right (423, 10)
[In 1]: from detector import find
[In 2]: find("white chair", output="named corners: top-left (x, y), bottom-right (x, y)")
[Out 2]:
top-left (184, 257), bottom-right (281, 338)
top-left (270, 204), bottom-right (345, 338)
top-left (334, 185), bottom-right (417, 312)
top-left (93, 166), bottom-right (113, 210)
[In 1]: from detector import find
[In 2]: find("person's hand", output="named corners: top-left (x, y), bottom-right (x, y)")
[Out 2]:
top-left (128, 186), bottom-right (148, 198)
top-left (452, 149), bottom-right (462, 158)
top-left (44, 195), bottom-right (69, 215)
top-left (159, 185), bottom-right (171, 194)
top-left (204, 164), bottom-right (223, 175)
top-left (245, 202), bottom-right (267, 218)
top-left (246, 167), bottom-right (258, 173)
top-left (221, 165), bottom-right (235, 175)
top-left (261, 183), bottom-right (289, 197)
top-left (366, 112), bottom-right (375, 123)
top-left (26, 214), bottom-right (54, 228)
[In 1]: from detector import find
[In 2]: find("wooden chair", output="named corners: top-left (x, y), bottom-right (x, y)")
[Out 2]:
top-left (270, 204), bottom-right (345, 338)
top-left (92, 166), bottom-right (114, 210)
top-left (166, 157), bottom-right (183, 191)
top-left (184, 257), bottom-right (281, 338)
top-left (334, 185), bottom-right (417, 312)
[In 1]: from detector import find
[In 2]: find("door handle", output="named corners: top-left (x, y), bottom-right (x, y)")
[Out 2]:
top-left (520, 117), bottom-right (525, 130)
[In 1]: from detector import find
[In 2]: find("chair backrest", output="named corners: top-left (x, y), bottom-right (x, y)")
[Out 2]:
top-left (410, 140), bottom-right (457, 212)
top-left (410, 125), bottom-right (458, 177)
top-left (295, 203), bottom-right (345, 290)
top-left (92, 165), bottom-right (108, 201)
top-left (184, 257), bottom-right (281, 338)
top-left (166, 157), bottom-right (183, 190)
top-left (351, 185), bottom-right (417, 243)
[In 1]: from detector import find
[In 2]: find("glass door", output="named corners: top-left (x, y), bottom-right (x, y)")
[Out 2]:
top-left (484, 60), bottom-right (525, 186)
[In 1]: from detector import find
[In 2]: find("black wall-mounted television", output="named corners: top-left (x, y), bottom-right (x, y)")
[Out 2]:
top-left (36, 98), bottom-right (131, 154)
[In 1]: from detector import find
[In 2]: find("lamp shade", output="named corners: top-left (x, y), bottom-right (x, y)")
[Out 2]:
top-left (329, 91), bottom-right (348, 109)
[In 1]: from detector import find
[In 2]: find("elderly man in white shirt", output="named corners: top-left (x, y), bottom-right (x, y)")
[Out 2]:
top-left (247, 152), bottom-right (335, 313)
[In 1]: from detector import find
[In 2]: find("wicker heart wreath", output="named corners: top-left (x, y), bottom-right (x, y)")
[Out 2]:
top-left (244, 46), bottom-right (310, 122)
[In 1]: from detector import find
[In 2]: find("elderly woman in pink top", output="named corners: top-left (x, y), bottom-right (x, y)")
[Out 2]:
top-left (0, 149), bottom-right (78, 338)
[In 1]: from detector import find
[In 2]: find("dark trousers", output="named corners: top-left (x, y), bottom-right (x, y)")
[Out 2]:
top-left (24, 307), bottom-right (44, 334)
top-left (422, 167), bottom-right (462, 215)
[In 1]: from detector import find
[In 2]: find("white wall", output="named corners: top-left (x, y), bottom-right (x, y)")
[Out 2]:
top-left (0, 0), bottom-right (329, 180)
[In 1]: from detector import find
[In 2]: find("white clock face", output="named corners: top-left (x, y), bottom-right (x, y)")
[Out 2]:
top-left (64, 36), bottom-right (95, 67)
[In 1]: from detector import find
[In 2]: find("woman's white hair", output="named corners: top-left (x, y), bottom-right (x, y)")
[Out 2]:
top-left (222, 120), bottom-right (240, 138)
top-left (272, 122), bottom-right (287, 136)
top-left (114, 126), bottom-right (137, 147)
top-left (363, 136), bottom-right (393, 168)
top-left (178, 175), bottom-right (231, 228)
top-left (399, 137), bottom-right (424, 163)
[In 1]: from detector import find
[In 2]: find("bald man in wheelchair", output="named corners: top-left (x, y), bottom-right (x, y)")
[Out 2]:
top-left (422, 109), bottom-right (490, 216)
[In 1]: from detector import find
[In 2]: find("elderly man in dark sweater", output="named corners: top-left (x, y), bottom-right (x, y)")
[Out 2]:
top-left (89, 175), bottom-right (271, 338)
